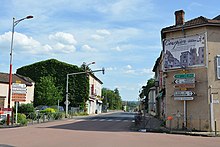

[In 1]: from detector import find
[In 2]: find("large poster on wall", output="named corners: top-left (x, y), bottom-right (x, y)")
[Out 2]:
top-left (163, 34), bottom-right (205, 70)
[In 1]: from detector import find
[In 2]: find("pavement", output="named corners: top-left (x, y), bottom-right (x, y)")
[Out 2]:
top-left (134, 113), bottom-right (220, 137)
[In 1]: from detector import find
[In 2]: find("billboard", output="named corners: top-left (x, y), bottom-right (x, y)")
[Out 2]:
top-left (163, 34), bottom-right (205, 70)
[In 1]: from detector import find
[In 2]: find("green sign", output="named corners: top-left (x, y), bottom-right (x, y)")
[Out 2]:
top-left (174, 73), bottom-right (195, 79)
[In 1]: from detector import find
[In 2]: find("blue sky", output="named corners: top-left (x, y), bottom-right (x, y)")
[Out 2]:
top-left (0, 0), bottom-right (219, 101)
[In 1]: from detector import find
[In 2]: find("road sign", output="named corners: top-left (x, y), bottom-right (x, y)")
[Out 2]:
top-left (12, 83), bottom-right (27, 102)
top-left (64, 100), bottom-right (70, 105)
top-left (174, 78), bottom-right (195, 84)
top-left (174, 83), bottom-right (195, 89)
top-left (174, 97), bottom-right (194, 101)
top-left (174, 91), bottom-right (195, 97)
top-left (174, 73), bottom-right (195, 79)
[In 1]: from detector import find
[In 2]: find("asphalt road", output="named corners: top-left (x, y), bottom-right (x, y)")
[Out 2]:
top-left (0, 112), bottom-right (220, 147)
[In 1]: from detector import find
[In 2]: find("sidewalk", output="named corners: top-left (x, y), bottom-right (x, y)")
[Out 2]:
top-left (134, 114), bottom-right (219, 137)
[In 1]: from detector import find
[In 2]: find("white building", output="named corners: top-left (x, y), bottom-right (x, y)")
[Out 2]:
top-left (86, 73), bottom-right (103, 114)
top-left (0, 72), bottom-right (35, 109)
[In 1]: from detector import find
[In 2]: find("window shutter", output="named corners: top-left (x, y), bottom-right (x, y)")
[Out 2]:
top-left (217, 56), bottom-right (220, 79)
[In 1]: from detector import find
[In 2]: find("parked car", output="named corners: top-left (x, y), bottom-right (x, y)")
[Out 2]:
top-left (0, 114), bottom-right (6, 122)
top-left (35, 105), bottom-right (49, 111)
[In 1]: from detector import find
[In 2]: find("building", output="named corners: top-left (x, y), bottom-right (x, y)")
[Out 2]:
top-left (148, 87), bottom-right (156, 116)
top-left (87, 73), bottom-right (103, 114)
top-left (152, 52), bottom-right (166, 119)
top-left (0, 72), bottom-right (35, 108)
top-left (159, 10), bottom-right (220, 131)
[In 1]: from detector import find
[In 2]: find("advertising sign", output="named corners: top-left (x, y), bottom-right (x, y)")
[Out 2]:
top-left (164, 34), bottom-right (205, 70)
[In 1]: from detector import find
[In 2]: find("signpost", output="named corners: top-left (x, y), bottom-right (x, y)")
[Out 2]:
top-left (12, 83), bottom-right (27, 124)
top-left (174, 78), bottom-right (195, 84)
top-left (12, 83), bottom-right (27, 102)
top-left (174, 83), bottom-right (195, 89)
top-left (174, 97), bottom-right (194, 101)
top-left (174, 91), bottom-right (195, 97)
top-left (173, 73), bottom-right (196, 129)
top-left (174, 73), bottom-right (195, 79)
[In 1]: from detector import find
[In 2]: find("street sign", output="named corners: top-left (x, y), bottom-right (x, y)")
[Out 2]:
top-left (64, 100), bottom-right (70, 105)
top-left (174, 97), bottom-right (194, 101)
top-left (174, 91), bottom-right (195, 97)
top-left (174, 78), bottom-right (195, 84)
top-left (174, 73), bottom-right (195, 79)
top-left (12, 83), bottom-right (27, 102)
top-left (174, 84), bottom-right (195, 89)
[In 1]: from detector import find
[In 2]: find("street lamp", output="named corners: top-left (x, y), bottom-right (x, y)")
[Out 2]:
top-left (65, 62), bottom-right (95, 117)
top-left (65, 64), bottom-right (105, 117)
top-left (7, 16), bottom-right (33, 125)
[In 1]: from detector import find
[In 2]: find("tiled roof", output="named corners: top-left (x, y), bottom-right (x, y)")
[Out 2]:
top-left (162, 15), bottom-right (220, 32)
top-left (0, 72), bottom-right (34, 86)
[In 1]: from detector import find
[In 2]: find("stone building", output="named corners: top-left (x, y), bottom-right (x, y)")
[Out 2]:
top-left (159, 10), bottom-right (220, 131)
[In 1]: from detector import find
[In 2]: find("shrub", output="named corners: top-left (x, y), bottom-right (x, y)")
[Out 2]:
top-left (53, 112), bottom-right (64, 120)
top-left (40, 108), bottom-right (56, 114)
top-left (17, 113), bottom-right (28, 126)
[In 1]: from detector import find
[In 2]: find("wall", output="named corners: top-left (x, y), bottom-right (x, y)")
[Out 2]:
top-left (0, 82), bottom-right (35, 108)
top-left (163, 27), bottom-right (212, 131)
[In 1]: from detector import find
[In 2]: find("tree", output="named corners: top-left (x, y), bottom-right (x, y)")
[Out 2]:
top-left (34, 76), bottom-right (62, 106)
top-left (102, 88), bottom-right (122, 110)
top-left (16, 59), bottom-right (89, 108)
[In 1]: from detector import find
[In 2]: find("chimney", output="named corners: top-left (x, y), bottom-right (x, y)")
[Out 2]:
top-left (175, 10), bottom-right (185, 26)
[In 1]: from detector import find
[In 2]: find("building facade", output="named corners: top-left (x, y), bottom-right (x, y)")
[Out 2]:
top-left (0, 72), bottom-right (35, 109)
top-left (86, 73), bottom-right (103, 114)
top-left (159, 10), bottom-right (220, 131)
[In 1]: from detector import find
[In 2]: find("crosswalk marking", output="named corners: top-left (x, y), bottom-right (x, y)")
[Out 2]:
top-left (87, 118), bottom-right (133, 122)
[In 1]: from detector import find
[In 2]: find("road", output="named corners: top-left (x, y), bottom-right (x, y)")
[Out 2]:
top-left (0, 112), bottom-right (220, 147)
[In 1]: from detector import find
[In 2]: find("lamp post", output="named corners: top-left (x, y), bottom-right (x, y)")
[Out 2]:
top-left (65, 62), bottom-right (96, 117)
top-left (7, 16), bottom-right (33, 125)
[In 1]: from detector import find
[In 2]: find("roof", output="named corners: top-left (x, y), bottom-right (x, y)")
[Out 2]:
top-left (152, 51), bottom-right (163, 72)
top-left (162, 15), bottom-right (220, 33)
top-left (0, 72), bottom-right (34, 86)
top-left (88, 73), bottom-right (103, 84)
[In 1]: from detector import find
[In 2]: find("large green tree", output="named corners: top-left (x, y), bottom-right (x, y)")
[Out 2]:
top-left (34, 76), bottom-right (62, 106)
top-left (102, 88), bottom-right (122, 110)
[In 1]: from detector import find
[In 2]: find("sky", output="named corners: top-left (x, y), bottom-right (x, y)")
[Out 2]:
top-left (0, 0), bottom-right (219, 101)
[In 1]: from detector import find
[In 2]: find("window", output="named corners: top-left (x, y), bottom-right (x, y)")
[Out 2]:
top-left (217, 56), bottom-right (220, 79)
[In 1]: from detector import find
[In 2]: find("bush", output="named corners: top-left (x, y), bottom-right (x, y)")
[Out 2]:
top-left (17, 113), bottom-right (28, 126)
top-left (40, 108), bottom-right (56, 114)
top-left (53, 112), bottom-right (64, 120)
top-left (13, 103), bottom-right (35, 116)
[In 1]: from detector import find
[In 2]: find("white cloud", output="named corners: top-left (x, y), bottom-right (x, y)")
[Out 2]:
top-left (111, 46), bottom-right (122, 52)
top-left (126, 65), bottom-right (132, 69)
top-left (0, 31), bottom-right (77, 55)
top-left (106, 67), bottom-right (117, 71)
top-left (52, 43), bottom-right (76, 53)
top-left (81, 44), bottom-right (97, 52)
top-left (96, 29), bottom-right (111, 35)
top-left (91, 34), bottom-right (104, 40)
top-left (49, 32), bottom-right (77, 45)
